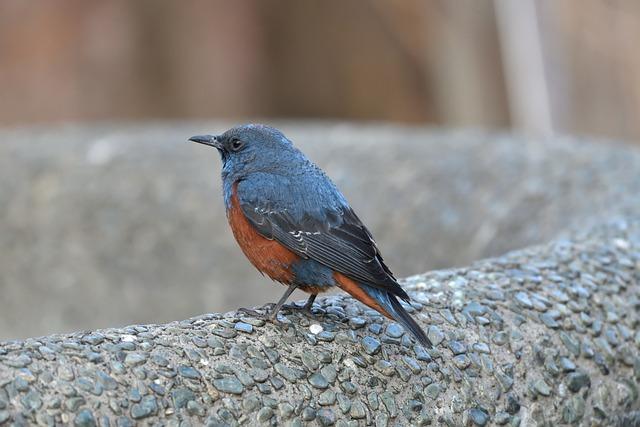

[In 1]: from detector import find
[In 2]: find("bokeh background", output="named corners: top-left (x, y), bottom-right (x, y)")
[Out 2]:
top-left (3, 0), bottom-right (640, 140)
top-left (2, 0), bottom-right (640, 340)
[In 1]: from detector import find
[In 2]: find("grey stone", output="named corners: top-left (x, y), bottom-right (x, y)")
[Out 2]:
top-left (301, 407), bottom-right (316, 421)
top-left (385, 323), bottom-right (404, 338)
top-left (213, 377), bottom-right (244, 394)
top-left (2, 355), bottom-right (31, 368)
top-left (317, 331), bottom-right (336, 342)
top-left (340, 381), bottom-right (357, 395)
top-left (514, 292), bottom-right (533, 309)
top-left (317, 408), bottom-right (336, 426)
top-left (414, 345), bottom-right (432, 362)
top-left (22, 390), bottom-right (42, 410)
top-left (424, 383), bottom-right (440, 400)
top-left (74, 409), bottom-right (97, 427)
top-left (320, 365), bottom-right (337, 384)
top-left (274, 363), bottom-right (304, 382)
top-left (494, 412), bottom-right (510, 425)
top-left (559, 357), bottom-right (576, 372)
top-left (472, 342), bottom-right (490, 354)
top-left (368, 323), bottom-right (383, 335)
top-left (301, 352), bottom-right (319, 371)
top-left (362, 336), bottom-right (382, 355)
top-left (566, 371), bottom-right (590, 393)
top-left (309, 372), bottom-right (329, 389)
top-left (349, 400), bottom-right (366, 419)
top-left (131, 396), bottom-right (157, 419)
top-left (256, 407), bottom-right (273, 423)
top-left (506, 395), bottom-right (520, 415)
top-left (560, 332), bottom-right (581, 357)
top-left (533, 379), bottom-right (552, 396)
top-left (349, 317), bottom-right (366, 329)
top-left (234, 322), bottom-right (253, 334)
top-left (186, 400), bottom-right (205, 416)
top-left (178, 365), bottom-right (200, 379)
top-left (493, 331), bottom-right (509, 346)
top-left (448, 341), bottom-right (467, 355)
top-left (336, 393), bottom-right (351, 414)
top-left (65, 397), bottom-right (86, 412)
top-left (493, 370), bottom-right (514, 393)
top-left (278, 402), bottom-right (294, 419)
top-left (212, 327), bottom-right (237, 339)
top-left (562, 395), bottom-right (585, 424)
top-left (469, 408), bottom-right (489, 426)
top-left (318, 390), bottom-right (336, 405)
top-left (539, 313), bottom-right (559, 329)
top-left (427, 326), bottom-right (445, 346)
top-left (402, 356), bottom-right (421, 374)
top-left (171, 387), bottom-right (196, 409)
top-left (453, 355), bottom-right (470, 369)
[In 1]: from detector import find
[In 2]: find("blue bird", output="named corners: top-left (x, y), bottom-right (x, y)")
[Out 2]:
top-left (190, 124), bottom-right (431, 347)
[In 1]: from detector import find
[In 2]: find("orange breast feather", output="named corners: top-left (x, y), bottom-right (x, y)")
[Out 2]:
top-left (227, 184), bottom-right (298, 284)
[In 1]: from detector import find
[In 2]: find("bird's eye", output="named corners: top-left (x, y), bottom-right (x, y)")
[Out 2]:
top-left (230, 139), bottom-right (244, 151)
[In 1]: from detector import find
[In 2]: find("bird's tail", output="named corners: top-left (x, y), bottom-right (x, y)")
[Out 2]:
top-left (369, 287), bottom-right (432, 348)
top-left (386, 292), bottom-right (432, 348)
top-left (334, 273), bottom-right (431, 348)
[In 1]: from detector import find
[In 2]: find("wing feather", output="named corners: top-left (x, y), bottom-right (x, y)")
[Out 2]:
top-left (241, 201), bottom-right (410, 301)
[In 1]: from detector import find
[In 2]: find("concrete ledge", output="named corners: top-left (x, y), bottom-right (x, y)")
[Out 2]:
top-left (0, 124), bottom-right (639, 425)
top-left (1, 122), bottom-right (638, 339)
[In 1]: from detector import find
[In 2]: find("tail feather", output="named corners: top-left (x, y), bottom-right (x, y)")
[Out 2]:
top-left (333, 272), bottom-right (431, 347)
top-left (387, 295), bottom-right (432, 348)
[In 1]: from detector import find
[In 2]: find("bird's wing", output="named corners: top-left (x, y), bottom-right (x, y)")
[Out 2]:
top-left (238, 178), bottom-right (410, 301)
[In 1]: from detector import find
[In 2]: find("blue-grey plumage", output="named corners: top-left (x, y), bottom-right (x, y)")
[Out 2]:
top-left (189, 124), bottom-right (431, 347)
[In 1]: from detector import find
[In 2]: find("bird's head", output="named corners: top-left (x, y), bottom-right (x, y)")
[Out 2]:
top-left (189, 124), bottom-right (301, 179)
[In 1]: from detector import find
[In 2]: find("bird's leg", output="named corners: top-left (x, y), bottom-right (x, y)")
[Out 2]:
top-left (267, 283), bottom-right (299, 320)
top-left (237, 285), bottom-right (300, 321)
top-left (303, 293), bottom-right (317, 310)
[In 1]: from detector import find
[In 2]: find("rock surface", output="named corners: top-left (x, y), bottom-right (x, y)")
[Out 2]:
top-left (1, 122), bottom-right (638, 339)
top-left (0, 216), bottom-right (639, 425)
top-left (0, 124), bottom-right (639, 425)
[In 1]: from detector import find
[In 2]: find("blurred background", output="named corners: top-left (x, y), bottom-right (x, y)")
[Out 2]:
top-left (2, 0), bottom-right (640, 340)
top-left (2, 0), bottom-right (640, 141)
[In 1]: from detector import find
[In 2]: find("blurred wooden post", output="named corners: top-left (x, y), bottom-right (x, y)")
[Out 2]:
top-left (494, 0), bottom-right (554, 135)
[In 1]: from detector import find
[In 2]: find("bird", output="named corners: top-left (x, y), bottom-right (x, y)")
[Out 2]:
top-left (189, 124), bottom-right (431, 347)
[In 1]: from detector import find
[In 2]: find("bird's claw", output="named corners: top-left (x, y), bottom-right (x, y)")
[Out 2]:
top-left (282, 302), bottom-right (315, 316)
top-left (237, 307), bottom-right (270, 319)
top-left (237, 305), bottom-right (283, 323)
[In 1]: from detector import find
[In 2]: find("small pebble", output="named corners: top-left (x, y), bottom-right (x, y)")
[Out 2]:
top-left (234, 322), bottom-right (253, 334)
top-left (309, 324), bottom-right (323, 335)
top-left (385, 323), bottom-right (404, 338)
top-left (213, 377), bottom-right (244, 394)
top-left (309, 372), bottom-right (329, 389)
top-left (362, 336), bottom-right (382, 355)
top-left (469, 408), bottom-right (489, 426)
top-left (74, 409), bottom-right (96, 427)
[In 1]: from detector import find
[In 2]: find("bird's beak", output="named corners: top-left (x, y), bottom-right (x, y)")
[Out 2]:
top-left (189, 134), bottom-right (222, 150)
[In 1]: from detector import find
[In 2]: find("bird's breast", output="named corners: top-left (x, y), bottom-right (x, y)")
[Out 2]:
top-left (227, 184), bottom-right (337, 294)
top-left (227, 184), bottom-right (298, 284)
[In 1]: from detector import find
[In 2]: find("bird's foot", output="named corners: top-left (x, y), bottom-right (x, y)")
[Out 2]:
top-left (237, 304), bottom-right (285, 323)
top-left (281, 294), bottom-right (317, 316)
top-left (237, 306), bottom-right (271, 319)
top-left (282, 301), bottom-right (315, 316)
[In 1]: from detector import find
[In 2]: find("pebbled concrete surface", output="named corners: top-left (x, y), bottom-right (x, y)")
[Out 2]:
top-left (0, 123), bottom-right (639, 425)
top-left (0, 122), bottom-right (638, 339)
top-left (0, 214), bottom-right (639, 425)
